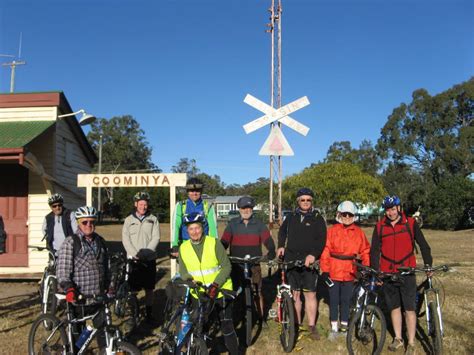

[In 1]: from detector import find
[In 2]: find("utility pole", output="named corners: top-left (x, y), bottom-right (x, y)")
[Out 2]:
top-left (266, 0), bottom-right (283, 225)
top-left (98, 135), bottom-right (103, 215)
top-left (1, 33), bottom-right (26, 93)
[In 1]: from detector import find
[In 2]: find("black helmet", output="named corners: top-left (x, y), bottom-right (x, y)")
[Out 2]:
top-left (134, 191), bottom-right (150, 202)
top-left (237, 196), bottom-right (255, 209)
top-left (48, 193), bottom-right (64, 206)
top-left (296, 187), bottom-right (314, 198)
top-left (183, 212), bottom-right (205, 226)
top-left (186, 177), bottom-right (203, 190)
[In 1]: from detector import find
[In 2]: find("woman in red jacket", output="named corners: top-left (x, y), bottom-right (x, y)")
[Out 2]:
top-left (320, 201), bottom-right (370, 339)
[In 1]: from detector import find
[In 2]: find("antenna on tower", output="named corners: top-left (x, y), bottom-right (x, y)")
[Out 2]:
top-left (1, 32), bottom-right (27, 93)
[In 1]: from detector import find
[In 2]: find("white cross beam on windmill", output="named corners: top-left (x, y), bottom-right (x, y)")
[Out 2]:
top-left (242, 93), bottom-right (310, 156)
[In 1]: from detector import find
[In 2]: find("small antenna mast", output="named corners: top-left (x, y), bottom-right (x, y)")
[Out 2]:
top-left (1, 32), bottom-right (26, 93)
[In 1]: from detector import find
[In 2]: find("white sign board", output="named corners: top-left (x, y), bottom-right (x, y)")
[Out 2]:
top-left (259, 125), bottom-right (294, 156)
top-left (243, 94), bottom-right (310, 136)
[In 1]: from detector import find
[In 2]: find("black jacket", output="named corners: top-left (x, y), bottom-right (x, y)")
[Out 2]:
top-left (45, 209), bottom-right (74, 250)
top-left (278, 209), bottom-right (327, 261)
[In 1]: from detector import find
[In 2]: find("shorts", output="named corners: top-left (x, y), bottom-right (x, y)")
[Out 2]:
top-left (230, 264), bottom-right (263, 291)
top-left (287, 266), bottom-right (318, 292)
top-left (130, 260), bottom-right (157, 291)
top-left (382, 274), bottom-right (416, 311)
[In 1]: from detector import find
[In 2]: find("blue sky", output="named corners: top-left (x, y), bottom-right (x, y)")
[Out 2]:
top-left (1, 0), bottom-right (472, 185)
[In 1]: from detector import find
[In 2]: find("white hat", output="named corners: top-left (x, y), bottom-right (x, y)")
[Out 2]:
top-left (336, 201), bottom-right (357, 223)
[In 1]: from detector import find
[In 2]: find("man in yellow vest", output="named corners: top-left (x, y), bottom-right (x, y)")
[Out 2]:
top-left (178, 212), bottom-right (239, 355)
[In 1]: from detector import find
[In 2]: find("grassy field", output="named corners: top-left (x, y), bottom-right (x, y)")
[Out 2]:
top-left (0, 223), bottom-right (473, 354)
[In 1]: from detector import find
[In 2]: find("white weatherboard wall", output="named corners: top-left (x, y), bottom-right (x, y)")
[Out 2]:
top-left (0, 106), bottom-right (90, 276)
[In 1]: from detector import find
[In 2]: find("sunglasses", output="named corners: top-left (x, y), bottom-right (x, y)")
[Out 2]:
top-left (187, 189), bottom-right (202, 193)
top-left (341, 212), bottom-right (355, 218)
top-left (299, 199), bottom-right (313, 203)
top-left (81, 220), bottom-right (96, 226)
top-left (51, 204), bottom-right (63, 208)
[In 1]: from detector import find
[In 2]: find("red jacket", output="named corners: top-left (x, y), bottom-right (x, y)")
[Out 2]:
top-left (320, 223), bottom-right (370, 282)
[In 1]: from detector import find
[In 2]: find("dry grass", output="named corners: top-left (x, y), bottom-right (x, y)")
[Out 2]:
top-left (0, 224), bottom-right (472, 354)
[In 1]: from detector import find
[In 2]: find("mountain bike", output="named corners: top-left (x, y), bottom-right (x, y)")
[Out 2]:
top-left (29, 245), bottom-right (59, 317)
top-left (28, 293), bottom-right (141, 354)
top-left (109, 252), bottom-right (140, 336)
top-left (398, 265), bottom-right (450, 355)
top-left (157, 279), bottom-right (239, 355)
top-left (229, 255), bottom-right (266, 347)
top-left (268, 259), bottom-right (314, 353)
top-left (347, 262), bottom-right (387, 355)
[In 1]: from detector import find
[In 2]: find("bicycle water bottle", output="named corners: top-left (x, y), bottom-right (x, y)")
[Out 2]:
top-left (368, 275), bottom-right (376, 292)
top-left (75, 325), bottom-right (93, 349)
top-left (176, 308), bottom-right (192, 345)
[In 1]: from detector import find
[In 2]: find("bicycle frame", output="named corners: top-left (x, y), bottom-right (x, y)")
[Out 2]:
top-left (353, 276), bottom-right (380, 331)
top-left (276, 263), bottom-right (292, 323)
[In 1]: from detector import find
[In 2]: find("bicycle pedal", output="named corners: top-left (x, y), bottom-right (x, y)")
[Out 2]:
top-left (294, 346), bottom-right (304, 352)
top-left (268, 309), bottom-right (277, 319)
top-left (156, 332), bottom-right (166, 341)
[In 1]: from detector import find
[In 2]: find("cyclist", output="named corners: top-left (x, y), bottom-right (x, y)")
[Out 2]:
top-left (370, 195), bottom-right (433, 355)
top-left (122, 191), bottom-right (160, 322)
top-left (171, 177), bottom-right (217, 257)
top-left (320, 201), bottom-right (370, 339)
top-left (42, 193), bottom-right (78, 255)
top-left (221, 196), bottom-right (276, 322)
top-left (277, 187), bottom-right (327, 340)
top-left (178, 212), bottom-right (239, 355)
top-left (57, 206), bottom-right (110, 349)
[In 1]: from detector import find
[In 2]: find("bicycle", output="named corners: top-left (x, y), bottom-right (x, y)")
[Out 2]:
top-left (229, 255), bottom-right (266, 347)
top-left (29, 245), bottom-right (59, 317)
top-left (28, 293), bottom-right (141, 354)
top-left (346, 262), bottom-right (387, 355)
top-left (268, 259), bottom-right (315, 353)
top-left (109, 252), bottom-right (140, 336)
top-left (398, 264), bottom-right (450, 355)
top-left (157, 279), bottom-right (239, 355)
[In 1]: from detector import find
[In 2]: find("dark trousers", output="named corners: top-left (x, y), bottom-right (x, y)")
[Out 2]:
top-left (328, 280), bottom-right (354, 323)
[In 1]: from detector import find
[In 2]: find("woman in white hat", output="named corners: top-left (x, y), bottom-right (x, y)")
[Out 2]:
top-left (320, 201), bottom-right (370, 339)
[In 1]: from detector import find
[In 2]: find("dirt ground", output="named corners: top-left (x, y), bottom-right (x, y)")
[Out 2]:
top-left (0, 223), bottom-right (473, 354)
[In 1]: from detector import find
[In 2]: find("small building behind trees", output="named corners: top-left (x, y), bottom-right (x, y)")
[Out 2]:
top-left (0, 92), bottom-right (96, 277)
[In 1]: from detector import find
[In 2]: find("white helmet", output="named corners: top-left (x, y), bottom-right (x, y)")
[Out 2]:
top-left (336, 201), bottom-right (357, 223)
top-left (75, 206), bottom-right (98, 220)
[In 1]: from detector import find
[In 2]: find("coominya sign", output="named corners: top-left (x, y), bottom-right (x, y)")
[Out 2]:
top-left (77, 173), bottom-right (186, 188)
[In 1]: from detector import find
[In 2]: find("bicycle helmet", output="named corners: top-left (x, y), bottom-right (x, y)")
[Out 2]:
top-left (134, 191), bottom-right (150, 202)
top-left (183, 212), bottom-right (205, 226)
top-left (185, 177), bottom-right (203, 190)
top-left (296, 187), bottom-right (314, 198)
top-left (382, 195), bottom-right (401, 209)
top-left (337, 201), bottom-right (358, 215)
top-left (75, 206), bottom-right (98, 220)
top-left (48, 193), bottom-right (64, 206)
top-left (237, 196), bottom-right (255, 209)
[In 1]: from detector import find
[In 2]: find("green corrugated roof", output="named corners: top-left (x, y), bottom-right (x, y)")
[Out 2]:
top-left (0, 121), bottom-right (55, 148)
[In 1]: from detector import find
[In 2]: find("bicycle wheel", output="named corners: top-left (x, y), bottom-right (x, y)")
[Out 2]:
top-left (189, 336), bottom-right (208, 355)
top-left (245, 286), bottom-right (253, 347)
top-left (114, 340), bottom-right (142, 355)
top-left (43, 277), bottom-right (58, 315)
top-left (347, 305), bottom-right (386, 355)
top-left (28, 314), bottom-right (67, 355)
top-left (118, 294), bottom-right (140, 335)
top-left (279, 292), bottom-right (296, 353)
top-left (428, 302), bottom-right (443, 355)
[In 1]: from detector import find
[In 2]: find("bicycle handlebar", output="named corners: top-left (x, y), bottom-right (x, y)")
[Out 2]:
top-left (269, 258), bottom-right (320, 270)
top-left (229, 255), bottom-right (267, 265)
top-left (397, 264), bottom-right (450, 274)
top-left (171, 279), bottom-right (241, 299)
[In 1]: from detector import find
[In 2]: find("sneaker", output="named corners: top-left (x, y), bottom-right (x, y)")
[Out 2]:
top-left (328, 331), bottom-right (339, 341)
top-left (298, 324), bottom-right (308, 332)
top-left (340, 324), bottom-right (348, 333)
top-left (405, 343), bottom-right (416, 355)
top-left (388, 338), bottom-right (404, 352)
top-left (309, 326), bottom-right (321, 341)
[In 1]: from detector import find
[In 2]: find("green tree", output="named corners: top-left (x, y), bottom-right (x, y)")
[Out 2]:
top-left (377, 78), bottom-right (474, 184)
top-left (325, 140), bottom-right (381, 176)
top-left (171, 158), bottom-right (199, 176)
top-left (282, 162), bottom-right (386, 217)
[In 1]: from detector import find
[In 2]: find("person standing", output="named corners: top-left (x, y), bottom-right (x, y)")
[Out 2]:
top-left (277, 187), bottom-right (327, 340)
top-left (171, 177), bottom-right (217, 256)
top-left (57, 206), bottom-right (109, 349)
top-left (320, 201), bottom-right (370, 339)
top-left (178, 212), bottom-right (239, 355)
top-left (221, 196), bottom-right (276, 321)
top-left (42, 193), bottom-right (78, 254)
top-left (122, 191), bottom-right (160, 322)
top-left (370, 195), bottom-right (433, 355)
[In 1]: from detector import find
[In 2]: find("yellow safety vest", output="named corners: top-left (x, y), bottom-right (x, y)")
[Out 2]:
top-left (180, 236), bottom-right (233, 299)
